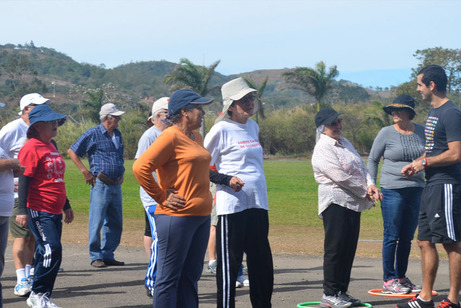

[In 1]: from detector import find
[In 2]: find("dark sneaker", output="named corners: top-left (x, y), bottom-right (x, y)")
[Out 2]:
top-left (437, 299), bottom-right (460, 308)
top-left (145, 285), bottom-right (153, 298)
top-left (338, 291), bottom-right (361, 307)
top-left (396, 295), bottom-right (434, 308)
top-left (399, 277), bottom-right (422, 293)
top-left (320, 293), bottom-right (352, 308)
top-left (104, 259), bottom-right (125, 266)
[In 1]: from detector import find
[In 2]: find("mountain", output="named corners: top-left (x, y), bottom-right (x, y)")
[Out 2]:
top-left (0, 43), bottom-right (392, 111)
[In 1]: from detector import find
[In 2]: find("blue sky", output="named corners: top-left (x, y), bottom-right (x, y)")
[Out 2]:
top-left (1, 0), bottom-right (460, 88)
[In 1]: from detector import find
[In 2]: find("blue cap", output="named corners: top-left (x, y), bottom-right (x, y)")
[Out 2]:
top-left (168, 89), bottom-right (214, 115)
top-left (29, 104), bottom-right (67, 127)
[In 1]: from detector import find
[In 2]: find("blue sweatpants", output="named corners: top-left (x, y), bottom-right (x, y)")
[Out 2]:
top-left (27, 209), bottom-right (62, 295)
top-left (144, 205), bottom-right (158, 292)
top-left (153, 214), bottom-right (210, 308)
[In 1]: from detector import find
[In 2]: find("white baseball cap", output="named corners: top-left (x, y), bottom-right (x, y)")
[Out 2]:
top-left (19, 93), bottom-right (49, 115)
top-left (148, 97), bottom-right (169, 120)
top-left (99, 103), bottom-right (125, 117)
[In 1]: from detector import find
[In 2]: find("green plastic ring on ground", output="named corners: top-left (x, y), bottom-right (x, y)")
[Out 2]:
top-left (297, 302), bottom-right (373, 308)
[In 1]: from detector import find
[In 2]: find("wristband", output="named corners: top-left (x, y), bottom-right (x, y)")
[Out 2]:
top-left (422, 158), bottom-right (428, 168)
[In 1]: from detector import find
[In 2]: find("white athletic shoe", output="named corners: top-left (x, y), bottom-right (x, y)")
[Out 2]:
top-left (14, 278), bottom-right (32, 297)
top-left (27, 291), bottom-right (61, 308)
top-left (236, 275), bottom-right (250, 288)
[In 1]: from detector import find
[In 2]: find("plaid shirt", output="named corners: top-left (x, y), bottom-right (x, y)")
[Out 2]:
top-left (70, 124), bottom-right (125, 180)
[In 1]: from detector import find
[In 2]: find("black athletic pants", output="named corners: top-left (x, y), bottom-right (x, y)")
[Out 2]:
top-left (216, 208), bottom-right (273, 308)
top-left (322, 203), bottom-right (361, 296)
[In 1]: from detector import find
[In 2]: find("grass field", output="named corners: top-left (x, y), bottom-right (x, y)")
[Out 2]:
top-left (64, 159), bottom-right (383, 228)
top-left (62, 159), bottom-right (399, 256)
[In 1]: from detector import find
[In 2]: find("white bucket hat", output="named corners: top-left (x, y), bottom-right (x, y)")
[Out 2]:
top-left (215, 77), bottom-right (258, 123)
top-left (148, 97), bottom-right (169, 120)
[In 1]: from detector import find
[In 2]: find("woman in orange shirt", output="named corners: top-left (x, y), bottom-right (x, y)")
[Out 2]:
top-left (133, 89), bottom-right (213, 308)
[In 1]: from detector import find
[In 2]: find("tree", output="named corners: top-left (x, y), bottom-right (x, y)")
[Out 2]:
top-left (164, 58), bottom-right (220, 135)
top-left (73, 83), bottom-right (126, 123)
top-left (164, 58), bottom-right (220, 96)
top-left (282, 61), bottom-right (339, 111)
top-left (413, 47), bottom-right (461, 93)
top-left (242, 76), bottom-right (268, 122)
top-left (0, 50), bottom-right (38, 97)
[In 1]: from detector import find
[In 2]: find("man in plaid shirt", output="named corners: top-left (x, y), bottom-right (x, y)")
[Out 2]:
top-left (68, 103), bottom-right (126, 268)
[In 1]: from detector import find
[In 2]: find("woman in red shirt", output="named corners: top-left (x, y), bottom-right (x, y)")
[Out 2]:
top-left (17, 104), bottom-right (73, 308)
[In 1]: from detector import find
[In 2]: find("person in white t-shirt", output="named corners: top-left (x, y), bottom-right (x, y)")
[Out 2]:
top-left (0, 93), bottom-right (48, 297)
top-left (0, 147), bottom-right (24, 307)
top-left (204, 77), bottom-right (273, 308)
top-left (134, 97), bottom-right (169, 298)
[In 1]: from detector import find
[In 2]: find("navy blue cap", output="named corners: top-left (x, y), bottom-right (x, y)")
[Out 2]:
top-left (29, 104), bottom-right (67, 127)
top-left (315, 108), bottom-right (342, 128)
top-left (168, 89), bottom-right (214, 115)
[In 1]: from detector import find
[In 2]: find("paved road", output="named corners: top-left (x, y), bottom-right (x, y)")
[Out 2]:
top-left (2, 241), bottom-right (451, 307)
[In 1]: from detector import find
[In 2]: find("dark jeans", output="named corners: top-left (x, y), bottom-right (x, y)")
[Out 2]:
top-left (322, 204), bottom-right (361, 296)
top-left (381, 187), bottom-right (422, 281)
top-left (216, 208), bottom-right (273, 308)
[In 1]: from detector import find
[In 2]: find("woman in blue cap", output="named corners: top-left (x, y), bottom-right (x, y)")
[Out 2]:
top-left (133, 89), bottom-right (214, 308)
top-left (16, 104), bottom-right (74, 308)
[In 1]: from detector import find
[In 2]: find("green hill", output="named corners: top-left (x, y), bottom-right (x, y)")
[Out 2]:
top-left (0, 42), bottom-right (385, 115)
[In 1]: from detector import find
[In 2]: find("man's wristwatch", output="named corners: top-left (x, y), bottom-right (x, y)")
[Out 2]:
top-left (422, 158), bottom-right (428, 168)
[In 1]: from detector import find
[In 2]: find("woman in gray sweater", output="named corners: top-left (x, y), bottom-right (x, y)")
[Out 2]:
top-left (368, 95), bottom-right (425, 295)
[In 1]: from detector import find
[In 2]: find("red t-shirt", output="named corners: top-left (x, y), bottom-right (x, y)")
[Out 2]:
top-left (18, 138), bottom-right (66, 214)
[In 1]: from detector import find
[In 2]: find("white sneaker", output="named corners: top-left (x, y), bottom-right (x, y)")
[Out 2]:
top-left (206, 260), bottom-right (217, 274)
top-left (14, 277), bottom-right (32, 297)
top-left (236, 275), bottom-right (250, 288)
top-left (27, 291), bottom-right (61, 308)
top-left (320, 293), bottom-right (352, 308)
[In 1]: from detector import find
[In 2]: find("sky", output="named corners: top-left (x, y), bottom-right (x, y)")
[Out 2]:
top-left (1, 0), bottom-right (461, 89)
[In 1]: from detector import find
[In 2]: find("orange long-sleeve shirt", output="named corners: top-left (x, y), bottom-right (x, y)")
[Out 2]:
top-left (132, 126), bottom-right (212, 216)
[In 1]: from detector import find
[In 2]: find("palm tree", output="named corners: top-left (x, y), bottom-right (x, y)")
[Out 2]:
top-left (242, 76), bottom-right (268, 122)
top-left (164, 58), bottom-right (220, 96)
top-left (282, 61), bottom-right (339, 112)
top-left (164, 58), bottom-right (220, 135)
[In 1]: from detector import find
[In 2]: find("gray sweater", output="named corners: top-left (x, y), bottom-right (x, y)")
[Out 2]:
top-left (368, 124), bottom-right (425, 189)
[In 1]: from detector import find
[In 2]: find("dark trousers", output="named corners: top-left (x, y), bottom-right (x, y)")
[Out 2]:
top-left (322, 204), bottom-right (361, 296)
top-left (153, 215), bottom-right (210, 308)
top-left (27, 209), bottom-right (63, 295)
top-left (216, 208), bottom-right (273, 308)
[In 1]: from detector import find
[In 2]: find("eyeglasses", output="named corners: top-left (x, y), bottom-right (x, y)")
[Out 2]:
top-left (237, 93), bottom-right (257, 104)
top-left (329, 118), bottom-right (343, 127)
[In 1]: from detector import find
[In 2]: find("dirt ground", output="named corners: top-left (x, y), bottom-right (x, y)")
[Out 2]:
top-left (58, 216), bottom-right (423, 259)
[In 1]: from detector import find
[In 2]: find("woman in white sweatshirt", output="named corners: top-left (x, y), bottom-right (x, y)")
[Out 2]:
top-left (204, 77), bottom-right (273, 308)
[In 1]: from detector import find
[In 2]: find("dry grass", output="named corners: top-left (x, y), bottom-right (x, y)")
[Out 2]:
top-left (58, 216), bottom-right (427, 259)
